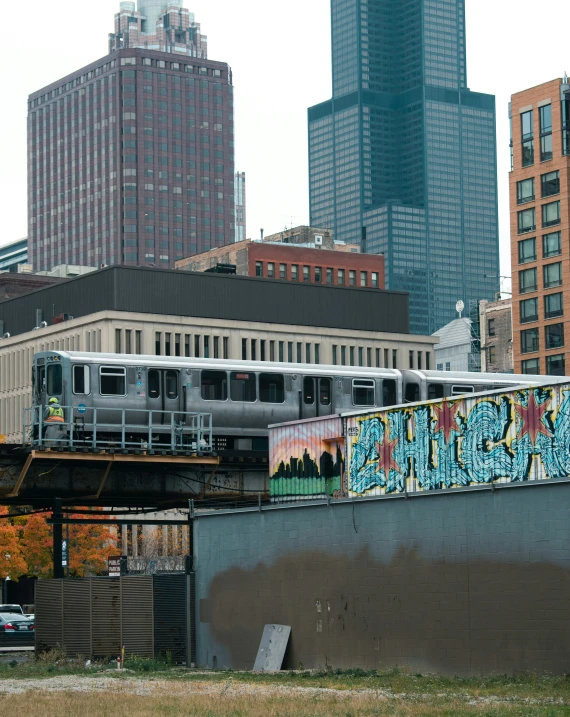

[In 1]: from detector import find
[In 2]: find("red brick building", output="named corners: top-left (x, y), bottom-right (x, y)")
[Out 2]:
top-left (510, 78), bottom-right (570, 376)
top-left (176, 237), bottom-right (385, 289)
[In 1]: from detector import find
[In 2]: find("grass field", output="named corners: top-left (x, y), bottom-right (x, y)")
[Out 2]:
top-left (1, 657), bottom-right (569, 716)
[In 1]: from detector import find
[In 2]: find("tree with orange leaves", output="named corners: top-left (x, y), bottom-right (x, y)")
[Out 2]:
top-left (21, 510), bottom-right (116, 579)
top-left (0, 507), bottom-right (28, 581)
top-left (14, 509), bottom-right (117, 579)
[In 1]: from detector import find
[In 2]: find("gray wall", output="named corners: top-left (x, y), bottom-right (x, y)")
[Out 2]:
top-left (195, 482), bottom-right (570, 675)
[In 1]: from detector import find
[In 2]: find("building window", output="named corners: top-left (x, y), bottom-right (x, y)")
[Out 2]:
top-left (518, 207), bottom-right (536, 234)
top-left (278, 341), bottom-right (284, 362)
top-left (350, 346), bottom-right (355, 366)
top-left (521, 328), bottom-right (539, 354)
top-left (545, 323), bottom-right (564, 350)
top-left (544, 262), bottom-right (562, 289)
top-left (543, 231), bottom-right (561, 258)
top-left (516, 177), bottom-right (534, 204)
top-left (242, 338), bottom-right (247, 360)
top-left (314, 266), bottom-right (322, 283)
top-left (267, 262), bottom-right (275, 278)
top-left (518, 237), bottom-right (536, 264)
top-left (488, 319), bottom-right (496, 337)
top-left (488, 346), bottom-right (496, 364)
top-left (279, 264), bottom-right (287, 279)
top-left (338, 269), bottom-right (345, 285)
top-left (115, 329), bottom-right (122, 354)
top-left (291, 264), bottom-right (298, 280)
top-left (306, 344), bottom-right (311, 364)
top-left (349, 270), bottom-right (356, 286)
top-left (326, 268), bottom-right (333, 284)
top-left (260, 340), bottom-right (266, 362)
top-left (542, 201), bottom-right (561, 228)
top-left (541, 170), bottom-right (560, 198)
top-left (409, 350), bottom-right (414, 369)
top-left (520, 297), bottom-right (538, 324)
top-left (195, 335), bottom-right (201, 358)
top-left (521, 110), bottom-right (534, 167)
top-left (223, 337), bottom-right (229, 359)
top-left (358, 347), bottom-right (364, 366)
top-left (540, 104), bottom-right (553, 162)
top-left (547, 354), bottom-right (566, 376)
top-left (303, 266), bottom-right (310, 282)
top-left (315, 344), bottom-right (320, 364)
top-left (155, 332), bottom-right (162, 356)
top-left (545, 292), bottom-right (564, 319)
top-left (371, 272), bottom-right (379, 288)
top-left (255, 261), bottom-right (263, 277)
top-left (332, 345), bottom-right (338, 365)
top-left (297, 342), bottom-right (302, 363)
top-left (393, 350), bottom-right (398, 369)
top-left (251, 339), bottom-right (257, 361)
top-left (517, 207), bottom-right (536, 234)
top-left (522, 358), bottom-right (540, 375)
top-left (341, 346), bottom-right (347, 366)
top-left (288, 342), bottom-right (293, 362)
top-left (360, 271), bottom-right (368, 287)
top-left (519, 267), bottom-right (537, 294)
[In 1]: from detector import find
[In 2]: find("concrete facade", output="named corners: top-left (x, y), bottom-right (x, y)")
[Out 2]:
top-left (479, 298), bottom-right (513, 373)
top-left (195, 481), bottom-right (570, 675)
top-left (510, 78), bottom-right (569, 377)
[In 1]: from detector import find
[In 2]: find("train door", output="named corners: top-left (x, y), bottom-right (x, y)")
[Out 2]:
top-left (147, 369), bottom-right (182, 425)
top-left (301, 377), bottom-right (333, 419)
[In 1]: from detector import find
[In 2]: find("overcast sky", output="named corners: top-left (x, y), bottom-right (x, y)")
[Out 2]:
top-left (0, 0), bottom-right (567, 280)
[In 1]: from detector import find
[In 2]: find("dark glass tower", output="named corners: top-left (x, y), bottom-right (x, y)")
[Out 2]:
top-left (308, 0), bottom-right (500, 335)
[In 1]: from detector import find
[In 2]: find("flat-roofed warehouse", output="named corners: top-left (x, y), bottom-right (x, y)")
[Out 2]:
top-left (0, 266), bottom-right (437, 441)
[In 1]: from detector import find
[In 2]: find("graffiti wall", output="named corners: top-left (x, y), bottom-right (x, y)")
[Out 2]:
top-left (270, 416), bottom-right (344, 498)
top-left (269, 383), bottom-right (570, 498)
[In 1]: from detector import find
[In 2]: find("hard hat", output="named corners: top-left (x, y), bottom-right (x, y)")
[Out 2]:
top-left (49, 397), bottom-right (58, 404)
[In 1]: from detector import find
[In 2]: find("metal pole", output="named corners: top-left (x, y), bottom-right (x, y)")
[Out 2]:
top-left (53, 498), bottom-right (64, 579)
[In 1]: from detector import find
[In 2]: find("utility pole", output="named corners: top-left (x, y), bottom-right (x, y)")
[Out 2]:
top-left (53, 498), bottom-right (64, 579)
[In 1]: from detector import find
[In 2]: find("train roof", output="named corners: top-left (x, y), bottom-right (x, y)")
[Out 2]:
top-left (36, 351), bottom-right (403, 379)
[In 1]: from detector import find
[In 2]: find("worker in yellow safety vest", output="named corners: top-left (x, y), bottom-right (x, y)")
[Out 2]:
top-left (44, 397), bottom-right (64, 423)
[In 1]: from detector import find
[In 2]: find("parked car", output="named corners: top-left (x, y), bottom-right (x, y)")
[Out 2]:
top-left (0, 613), bottom-right (35, 640)
top-left (0, 605), bottom-right (24, 616)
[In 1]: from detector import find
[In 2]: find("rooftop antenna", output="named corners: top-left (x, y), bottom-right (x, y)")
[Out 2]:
top-left (456, 300), bottom-right (465, 319)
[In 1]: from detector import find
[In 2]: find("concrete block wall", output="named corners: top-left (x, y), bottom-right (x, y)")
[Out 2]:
top-left (195, 482), bottom-right (570, 675)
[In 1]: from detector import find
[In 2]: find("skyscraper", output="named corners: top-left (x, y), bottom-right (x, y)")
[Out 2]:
top-left (28, 2), bottom-right (234, 272)
top-left (308, 0), bottom-right (500, 334)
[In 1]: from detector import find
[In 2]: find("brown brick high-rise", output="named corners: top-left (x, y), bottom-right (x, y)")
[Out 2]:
top-left (510, 78), bottom-right (570, 376)
top-left (29, 37), bottom-right (234, 271)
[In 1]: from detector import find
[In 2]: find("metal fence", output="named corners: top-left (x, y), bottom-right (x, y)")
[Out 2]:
top-left (23, 405), bottom-right (213, 454)
top-left (35, 573), bottom-right (195, 664)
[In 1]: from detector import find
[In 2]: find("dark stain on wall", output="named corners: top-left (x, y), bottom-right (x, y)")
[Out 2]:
top-left (200, 545), bottom-right (570, 675)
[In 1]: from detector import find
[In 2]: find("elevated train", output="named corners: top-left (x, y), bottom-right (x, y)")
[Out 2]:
top-left (31, 350), bottom-right (551, 449)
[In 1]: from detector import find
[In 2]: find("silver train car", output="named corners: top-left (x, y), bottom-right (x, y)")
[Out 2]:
top-left (33, 350), bottom-right (548, 448)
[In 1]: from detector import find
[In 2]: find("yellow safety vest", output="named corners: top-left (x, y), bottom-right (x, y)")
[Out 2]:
top-left (46, 406), bottom-right (64, 423)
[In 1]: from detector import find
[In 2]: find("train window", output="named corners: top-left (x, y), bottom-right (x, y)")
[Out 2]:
top-left (166, 371), bottom-right (178, 399)
top-left (148, 370), bottom-right (160, 398)
top-left (383, 380), bottom-right (397, 407)
top-left (73, 365), bottom-right (90, 395)
top-left (451, 385), bottom-right (475, 396)
top-left (319, 378), bottom-right (331, 406)
top-left (405, 383), bottom-right (420, 403)
top-left (201, 370), bottom-right (228, 401)
top-left (259, 373), bottom-right (285, 403)
top-left (303, 377), bottom-right (315, 405)
top-left (100, 366), bottom-right (126, 396)
top-left (46, 363), bottom-right (62, 396)
top-left (428, 383), bottom-right (445, 400)
top-left (230, 372), bottom-right (256, 402)
top-left (353, 379), bottom-right (375, 406)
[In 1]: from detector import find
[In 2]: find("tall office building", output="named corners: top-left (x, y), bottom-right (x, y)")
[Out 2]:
top-left (308, 0), bottom-right (500, 335)
top-left (28, 2), bottom-right (234, 272)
